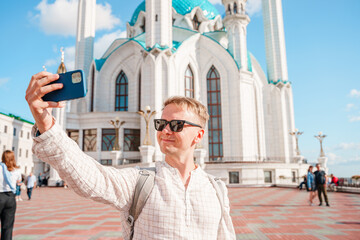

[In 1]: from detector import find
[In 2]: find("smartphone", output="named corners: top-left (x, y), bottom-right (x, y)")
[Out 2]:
top-left (42, 70), bottom-right (87, 102)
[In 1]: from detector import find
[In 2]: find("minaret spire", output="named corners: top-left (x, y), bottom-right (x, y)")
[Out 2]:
top-left (75, 0), bottom-right (96, 78)
top-left (222, 0), bottom-right (250, 70)
top-left (57, 47), bottom-right (67, 74)
top-left (145, 0), bottom-right (173, 49)
top-left (262, 0), bottom-right (288, 83)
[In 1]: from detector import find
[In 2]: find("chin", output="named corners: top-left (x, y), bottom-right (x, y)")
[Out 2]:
top-left (160, 145), bottom-right (176, 155)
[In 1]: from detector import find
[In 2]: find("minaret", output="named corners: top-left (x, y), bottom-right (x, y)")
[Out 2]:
top-left (75, 0), bottom-right (96, 78)
top-left (262, 0), bottom-right (288, 83)
top-left (145, 0), bottom-right (172, 48)
top-left (222, 0), bottom-right (249, 70)
top-left (72, 0), bottom-right (95, 113)
top-left (262, 0), bottom-right (296, 163)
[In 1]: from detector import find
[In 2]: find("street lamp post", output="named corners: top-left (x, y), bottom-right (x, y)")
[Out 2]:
top-left (108, 117), bottom-right (125, 151)
top-left (314, 132), bottom-right (327, 157)
top-left (289, 129), bottom-right (303, 156)
top-left (137, 106), bottom-right (156, 146)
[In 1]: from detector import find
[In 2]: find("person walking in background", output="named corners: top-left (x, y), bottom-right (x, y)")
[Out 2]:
top-left (15, 175), bottom-right (23, 202)
top-left (314, 163), bottom-right (330, 207)
top-left (1, 150), bottom-right (21, 240)
top-left (26, 172), bottom-right (37, 200)
top-left (307, 166), bottom-right (316, 206)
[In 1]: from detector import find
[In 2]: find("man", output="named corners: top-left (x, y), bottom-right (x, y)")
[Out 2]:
top-left (25, 72), bottom-right (236, 239)
top-left (314, 163), bottom-right (330, 206)
top-left (26, 172), bottom-right (37, 200)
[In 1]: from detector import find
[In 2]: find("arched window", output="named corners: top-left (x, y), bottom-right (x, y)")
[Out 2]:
top-left (228, 4), bottom-right (231, 15)
top-left (90, 67), bottom-right (95, 112)
top-left (193, 15), bottom-right (200, 30)
top-left (115, 71), bottom-right (128, 111)
top-left (138, 72), bottom-right (141, 111)
top-left (140, 19), bottom-right (146, 33)
top-left (234, 2), bottom-right (238, 14)
top-left (207, 66), bottom-right (223, 161)
top-left (185, 65), bottom-right (194, 98)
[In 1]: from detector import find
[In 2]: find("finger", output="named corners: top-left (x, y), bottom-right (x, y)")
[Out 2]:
top-left (59, 101), bottom-right (66, 107)
top-left (38, 74), bottom-right (60, 86)
top-left (31, 71), bottom-right (54, 83)
top-left (37, 83), bottom-right (63, 97)
top-left (39, 101), bottom-right (66, 109)
top-left (26, 72), bottom-right (58, 99)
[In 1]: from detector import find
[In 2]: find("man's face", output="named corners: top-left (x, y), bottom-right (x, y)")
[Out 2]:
top-left (316, 165), bottom-right (320, 170)
top-left (156, 103), bottom-right (204, 157)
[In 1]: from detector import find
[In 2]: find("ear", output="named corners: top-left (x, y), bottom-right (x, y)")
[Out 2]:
top-left (194, 129), bottom-right (205, 143)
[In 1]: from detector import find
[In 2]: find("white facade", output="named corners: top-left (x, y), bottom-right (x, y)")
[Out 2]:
top-left (49, 0), bottom-right (309, 186)
top-left (0, 113), bottom-right (36, 175)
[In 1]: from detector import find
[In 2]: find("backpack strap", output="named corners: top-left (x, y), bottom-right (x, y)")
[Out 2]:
top-left (207, 174), bottom-right (225, 216)
top-left (128, 167), bottom-right (156, 240)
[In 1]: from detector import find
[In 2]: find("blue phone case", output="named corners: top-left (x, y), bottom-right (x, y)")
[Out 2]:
top-left (42, 70), bottom-right (87, 102)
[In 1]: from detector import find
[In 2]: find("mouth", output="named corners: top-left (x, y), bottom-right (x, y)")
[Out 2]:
top-left (161, 138), bottom-right (175, 143)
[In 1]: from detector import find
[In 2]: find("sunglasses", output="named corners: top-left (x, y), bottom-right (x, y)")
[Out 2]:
top-left (154, 119), bottom-right (202, 132)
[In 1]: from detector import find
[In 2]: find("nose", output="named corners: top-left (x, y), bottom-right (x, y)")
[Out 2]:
top-left (161, 122), bottom-right (172, 133)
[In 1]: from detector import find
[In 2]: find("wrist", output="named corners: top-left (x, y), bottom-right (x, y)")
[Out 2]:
top-left (36, 117), bottom-right (55, 134)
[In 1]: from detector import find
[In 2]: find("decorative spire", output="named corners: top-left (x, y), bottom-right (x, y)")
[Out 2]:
top-left (42, 65), bottom-right (47, 72)
top-left (61, 47), bottom-right (65, 63)
top-left (57, 47), bottom-right (67, 74)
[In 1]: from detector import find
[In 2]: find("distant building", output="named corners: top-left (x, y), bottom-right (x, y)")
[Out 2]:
top-left (46, 0), bottom-right (309, 186)
top-left (0, 112), bottom-right (36, 175)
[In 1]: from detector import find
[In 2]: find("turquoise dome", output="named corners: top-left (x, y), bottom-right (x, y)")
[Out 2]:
top-left (129, 0), bottom-right (220, 26)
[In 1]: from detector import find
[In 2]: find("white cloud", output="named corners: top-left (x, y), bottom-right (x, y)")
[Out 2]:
top-left (43, 29), bottom-right (126, 71)
top-left (327, 152), bottom-right (338, 163)
top-left (349, 155), bottom-right (360, 162)
top-left (346, 103), bottom-right (356, 111)
top-left (94, 30), bottom-right (127, 58)
top-left (349, 116), bottom-right (360, 122)
top-left (327, 152), bottom-right (357, 165)
top-left (246, 0), bottom-right (262, 16)
top-left (64, 46), bottom-right (76, 71)
top-left (95, 2), bottom-right (121, 31)
top-left (334, 142), bottom-right (360, 151)
top-left (34, 0), bottom-right (120, 36)
top-left (0, 78), bottom-right (10, 87)
top-left (350, 89), bottom-right (360, 98)
top-left (44, 59), bottom-right (57, 68)
top-left (208, 0), bottom-right (222, 5)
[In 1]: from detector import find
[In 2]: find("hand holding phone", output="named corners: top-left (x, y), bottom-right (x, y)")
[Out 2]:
top-left (42, 70), bottom-right (87, 102)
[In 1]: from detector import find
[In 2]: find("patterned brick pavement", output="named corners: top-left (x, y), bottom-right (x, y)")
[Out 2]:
top-left (9, 187), bottom-right (360, 240)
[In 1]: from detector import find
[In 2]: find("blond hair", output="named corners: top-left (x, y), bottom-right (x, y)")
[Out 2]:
top-left (2, 150), bottom-right (19, 171)
top-left (163, 96), bottom-right (209, 127)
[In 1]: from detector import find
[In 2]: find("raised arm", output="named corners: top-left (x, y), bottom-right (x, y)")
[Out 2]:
top-left (26, 72), bottom-right (138, 211)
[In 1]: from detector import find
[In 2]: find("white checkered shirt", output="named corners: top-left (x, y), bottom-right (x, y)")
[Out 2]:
top-left (32, 122), bottom-right (235, 240)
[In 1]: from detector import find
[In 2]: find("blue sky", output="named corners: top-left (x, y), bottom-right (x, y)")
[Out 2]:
top-left (0, 0), bottom-right (359, 177)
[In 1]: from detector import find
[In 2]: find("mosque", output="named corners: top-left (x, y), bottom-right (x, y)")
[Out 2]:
top-left (43, 0), bottom-right (309, 186)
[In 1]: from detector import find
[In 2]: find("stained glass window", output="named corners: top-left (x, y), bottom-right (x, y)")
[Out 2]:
top-left (207, 66), bottom-right (223, 161)
top-left (115, 71), bottom-right (128, 111)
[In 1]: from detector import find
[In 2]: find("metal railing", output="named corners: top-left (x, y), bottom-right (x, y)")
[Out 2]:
top-left (337, 178), bottom-right (360, 188)
top-left (205, 156), bottom-right (306, 163)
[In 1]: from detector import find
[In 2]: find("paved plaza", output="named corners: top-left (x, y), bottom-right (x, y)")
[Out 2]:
top-left (11, 187), bottom-right (360, 240)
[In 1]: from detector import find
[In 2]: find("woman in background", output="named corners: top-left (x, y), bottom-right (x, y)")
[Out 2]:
top-left (0, 150), bottom-right (21, 240)
top-left (307, 165), bottom-right (316, 206)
